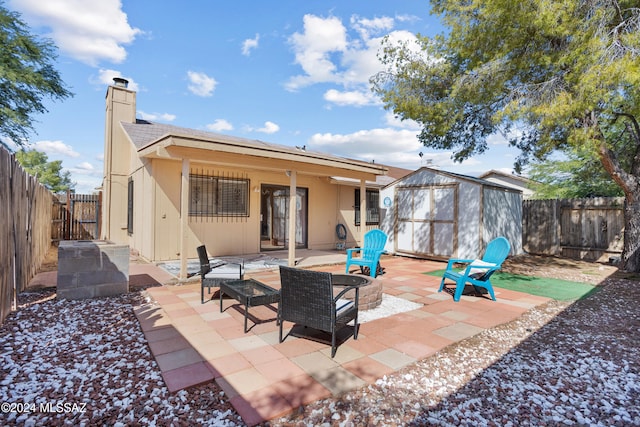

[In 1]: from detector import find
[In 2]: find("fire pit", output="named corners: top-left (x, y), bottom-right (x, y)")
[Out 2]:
top-left (331, 274), bottom-right (382, 311)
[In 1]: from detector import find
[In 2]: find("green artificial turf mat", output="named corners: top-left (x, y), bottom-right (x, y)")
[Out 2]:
top-left (426, 269), bottom-right (598, 301)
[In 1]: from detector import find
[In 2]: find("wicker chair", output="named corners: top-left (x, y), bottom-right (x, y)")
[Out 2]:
top-left (278, 266), bottom-right (359, 357)
top-left (197, 245), bottom-right (244, 304)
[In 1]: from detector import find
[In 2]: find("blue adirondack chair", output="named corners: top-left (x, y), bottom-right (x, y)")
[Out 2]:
top-left (438, 237), bottom-right (511, 302)
top-left (345, 229), bottom-right (388, 278)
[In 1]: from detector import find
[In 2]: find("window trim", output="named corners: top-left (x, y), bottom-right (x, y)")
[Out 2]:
top-left (354, 188), bottom-right (380, 226)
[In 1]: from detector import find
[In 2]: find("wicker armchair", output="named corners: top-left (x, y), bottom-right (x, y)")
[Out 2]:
top-left (197, 245), bottom-right (244, 304)
top-left (278, 266), bottom-right (359, 357)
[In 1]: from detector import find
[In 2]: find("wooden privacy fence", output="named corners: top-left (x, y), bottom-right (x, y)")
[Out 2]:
top-left (523, 197), bottom-right (625, 262)
top-left (0, 147), bottom-right (53, 325)
top-left (52, 192), bottom-right (101, 242)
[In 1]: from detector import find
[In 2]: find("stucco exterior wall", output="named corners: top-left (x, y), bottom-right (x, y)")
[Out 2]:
top-left (335, 184), bottom-right (379, 249)
top-left (126, 159), bottom-right (359, 261)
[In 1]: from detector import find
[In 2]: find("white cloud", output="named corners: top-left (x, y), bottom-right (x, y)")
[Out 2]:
top-left (242, 34), bottom-right (260, 56)
top-left (70, 175), bottom-right (102, 194)
top-left (310, 127), bottom-right (421, 157)
top-left (33, 140), bottom-right (80, 158)
top-left (10, 0), bottom-right (142, 66)
top-left (323, 89), bottom-right (380, 107)
top-left (257, 121), bottom-right (280, 134)
top-left (138, 111), bottom-right (176, 122)
top-left (395, 14), bottom-right (422, 24)
top-left (350, 15), bottom-right (394, 40)
top-left (187, 71), bottom-right (217, 97)
top-left (285, 14), bottom-right (419, 110)
top-left (384, 111), bottom-right (421, 130)
top-left (206, 119), bottom-right (234, 132)
top-left (306, 127), bottom-right (488, 172)
top-left (73, 162), bottom-right (95, 172)
top-left (67, 162), bottom-right (103, 193)
top-left (92, 69), bottom-right (140, 91)
top-left (286, 14), bottom-right (348, 90)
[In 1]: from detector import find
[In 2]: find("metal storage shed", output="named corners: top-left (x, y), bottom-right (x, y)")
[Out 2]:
top-left (379, 167), bottom-right (523, 260)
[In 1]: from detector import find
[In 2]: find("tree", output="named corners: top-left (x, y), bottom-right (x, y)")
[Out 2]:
top-left (371, 0), bottom-right (640, 271)
top-left (0, 2), bottom-right (72, 149)
top-left (15, 149), bottom-right (74, 193)
top-left (528, 146), bottom-right (625, 199)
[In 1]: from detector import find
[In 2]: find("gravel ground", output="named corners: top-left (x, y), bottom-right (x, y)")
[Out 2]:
top-left (273, 277), bottom-right (640, 426)
top-left (1, 256), bottom-right (639, 426)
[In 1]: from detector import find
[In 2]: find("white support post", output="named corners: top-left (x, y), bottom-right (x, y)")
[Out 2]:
top-left (179, 159), bottom-right (190, 280)
top-left (288, 170), bottom-right (297, 267)
top-left (360, 179), bottom-right (367, 245)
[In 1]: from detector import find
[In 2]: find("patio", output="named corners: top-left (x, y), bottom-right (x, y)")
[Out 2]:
top-left (133, 252), bottom-right (550, 426)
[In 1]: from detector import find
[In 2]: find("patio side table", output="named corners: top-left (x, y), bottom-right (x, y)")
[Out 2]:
top-left (219, 279), bottom-right (280, 333)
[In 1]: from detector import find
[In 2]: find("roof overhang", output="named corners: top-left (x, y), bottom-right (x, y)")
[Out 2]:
top-left (137, 133), bottom-right (387, 181)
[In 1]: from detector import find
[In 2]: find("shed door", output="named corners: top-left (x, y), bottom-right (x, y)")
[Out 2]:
top-left (395, 185), bottom-right (458, 257)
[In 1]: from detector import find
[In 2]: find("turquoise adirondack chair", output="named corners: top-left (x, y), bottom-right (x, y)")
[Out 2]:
top-left (438, 237), bottom-right (511, 302)
top-left (345, 229), bottom-right (388, 278)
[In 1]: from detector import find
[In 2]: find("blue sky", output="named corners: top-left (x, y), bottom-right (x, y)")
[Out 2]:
top-left (6, 0), bottom-right (522, 193)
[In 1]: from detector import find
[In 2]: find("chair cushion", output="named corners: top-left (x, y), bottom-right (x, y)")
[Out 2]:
top-left (468, 259), bottom-right (496, 278)
top-left (204, 265), bottom-right (243, 279)
top-left (336, 298), bottom-right (354, 316)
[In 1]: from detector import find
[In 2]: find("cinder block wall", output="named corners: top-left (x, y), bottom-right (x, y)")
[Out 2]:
top-left (57, 241), bottom-right (129, 300)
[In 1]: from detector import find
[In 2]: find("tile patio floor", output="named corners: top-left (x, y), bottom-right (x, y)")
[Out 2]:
top-left (133, 254), bottom-right (550, 426)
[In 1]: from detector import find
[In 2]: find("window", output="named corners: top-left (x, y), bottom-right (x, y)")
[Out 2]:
top-left (189, 174), bottom-right (249, 217)
top-left (127, 178), bottom-right (134, 235)
top-left (354, 189), bottom-right (380, 225)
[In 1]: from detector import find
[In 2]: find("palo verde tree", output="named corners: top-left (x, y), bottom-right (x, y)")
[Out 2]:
top-left (371, 0), bottom-right (640, 272)
top-left (0, 2), bottom-right (72, 149)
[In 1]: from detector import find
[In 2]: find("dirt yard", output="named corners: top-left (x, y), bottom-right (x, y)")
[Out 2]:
top-left (502, 253), bottom-right (622, 285)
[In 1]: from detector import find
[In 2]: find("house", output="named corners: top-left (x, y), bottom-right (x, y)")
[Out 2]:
top-left (101, 78), bottom-right (408, 279)
top-left (478, 169), bottom-right (535, 199)
top-left (379, 167), bottom-right (524, 260)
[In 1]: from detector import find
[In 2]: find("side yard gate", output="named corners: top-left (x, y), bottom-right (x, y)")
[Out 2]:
top-left (523, 197), bottom-right (624, 262)
top-left (52, 193), bottom-right (101, 242)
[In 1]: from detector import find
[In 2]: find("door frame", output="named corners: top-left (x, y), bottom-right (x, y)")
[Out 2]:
top-left (260, 184), bottom-right (308, 251)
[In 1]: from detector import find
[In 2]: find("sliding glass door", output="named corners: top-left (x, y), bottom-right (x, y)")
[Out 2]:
top-left (260, 185), bottom-right (308, 250)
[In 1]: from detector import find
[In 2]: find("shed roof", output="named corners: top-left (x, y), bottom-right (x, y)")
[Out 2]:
top-left (479, 169), bottom-right (534, 185)
top-left (384, 166), bottom-right (522, 193)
